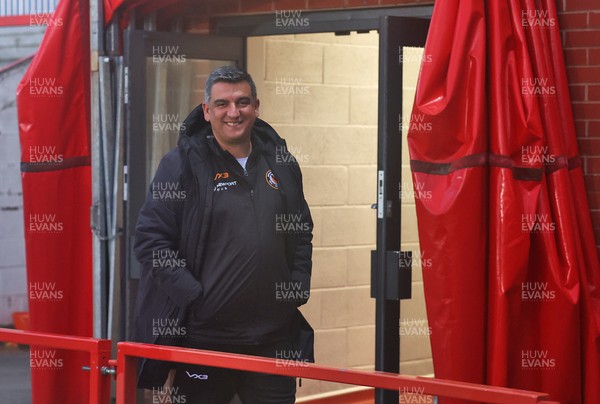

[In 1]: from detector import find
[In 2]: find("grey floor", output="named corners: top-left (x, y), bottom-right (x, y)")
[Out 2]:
top-left (0, 347), bottom-right (32, 404)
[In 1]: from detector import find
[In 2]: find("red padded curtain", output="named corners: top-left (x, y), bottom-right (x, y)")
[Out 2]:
top-left (17, 0), bottom-right (93, 402)
top-left (409, 0), bottom-right (600, 402)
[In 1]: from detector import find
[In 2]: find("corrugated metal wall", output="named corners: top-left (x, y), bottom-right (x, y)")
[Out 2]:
top-left (0, 0), bottom-right (58, 16)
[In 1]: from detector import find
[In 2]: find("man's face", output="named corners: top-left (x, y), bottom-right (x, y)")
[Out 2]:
top-left (202, 81), bottom-right (260, 147)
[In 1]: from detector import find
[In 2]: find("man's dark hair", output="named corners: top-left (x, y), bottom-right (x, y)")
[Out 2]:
top-left (205, 65), bottom-right (258, 104)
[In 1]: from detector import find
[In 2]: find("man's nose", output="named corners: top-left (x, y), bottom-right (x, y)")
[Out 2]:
top-left (226, 104), bottom-right (240, 118)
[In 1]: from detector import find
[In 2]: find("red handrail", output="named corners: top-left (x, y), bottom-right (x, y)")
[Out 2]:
top-left (0, 328), bottom-right (112, 404)
top-left (116, 341), bottom-right (560, 404)
top-left (0, 328), bottom-right (560, 403)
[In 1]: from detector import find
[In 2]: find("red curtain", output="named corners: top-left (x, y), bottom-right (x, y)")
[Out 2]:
top-left (16, 0), bottom-right (93, 402)
top-left (409, 0), bottom-right (600, 403)
top-left (16, 0), bottom-right (184, 400)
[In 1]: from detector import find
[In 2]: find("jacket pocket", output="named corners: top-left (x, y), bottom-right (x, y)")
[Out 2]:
top-left (153, 297), bottom-right (186, 346)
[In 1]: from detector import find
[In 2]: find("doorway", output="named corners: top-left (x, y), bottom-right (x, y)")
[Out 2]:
top-left (123, 8), bottom-right (432, 402)
top-left (246, 31), bottom-right (433, 398)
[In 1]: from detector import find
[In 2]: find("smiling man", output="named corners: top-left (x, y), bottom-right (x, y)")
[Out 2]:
top-left (133, 66), bottom-right (314, 403)
top-left (203, 80), bottom-right (258, 157)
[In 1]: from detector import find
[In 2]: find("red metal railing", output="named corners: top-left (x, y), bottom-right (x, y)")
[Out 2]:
top-left (116, 341), bottom-right (560, 404)
top-left (0, 328), bottom-right (112, 404)
top-left (0, 328), bottom-right (561, 403)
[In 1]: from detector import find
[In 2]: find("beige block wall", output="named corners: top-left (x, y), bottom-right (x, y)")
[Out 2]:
top-left (247, 34), bottom-right (432, 397)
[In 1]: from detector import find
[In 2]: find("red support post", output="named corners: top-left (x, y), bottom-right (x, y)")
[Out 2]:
top-left (89, 339), bottom-right (112, 404)
top-left (0, 328), bottom-right (113, 404)
top-left (116, 346), bottom-right (138, 404)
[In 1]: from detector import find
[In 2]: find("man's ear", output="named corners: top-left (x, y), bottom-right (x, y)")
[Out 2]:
top-left (254, 99), bottom-right (260, 118)
top-left (202, 102), bottom-right (210, 122)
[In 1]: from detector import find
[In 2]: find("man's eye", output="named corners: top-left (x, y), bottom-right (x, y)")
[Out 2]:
top-left (238, 100), bottom-right (249, 107)
top-left (215, 102), bottom-right (227, 108)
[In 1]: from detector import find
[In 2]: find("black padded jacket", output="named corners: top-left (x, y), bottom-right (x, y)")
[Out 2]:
top-left (133, 104), bottom-right (313, 389)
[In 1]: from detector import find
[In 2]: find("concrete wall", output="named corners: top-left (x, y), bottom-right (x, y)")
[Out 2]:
top-left (0, 26), bottom-right (45, 66)
top-left (0, 57), bottom-right (31, 325)
top-left (247, 32), bottom-right (432, 397)
top-left (0, 24), bottom-right (46, 326)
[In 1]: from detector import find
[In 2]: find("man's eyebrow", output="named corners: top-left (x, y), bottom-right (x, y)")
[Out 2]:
top-left (212, 96), bottom-right (252, 104)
